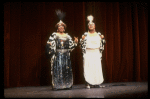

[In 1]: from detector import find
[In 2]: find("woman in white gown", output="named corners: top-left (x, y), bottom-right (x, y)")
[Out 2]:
top-left (80, 15), bottom-right (106, 88)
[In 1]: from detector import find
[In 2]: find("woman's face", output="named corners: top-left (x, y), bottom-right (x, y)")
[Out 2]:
top-left (88, 23), bottom-right (95, 30)
top-left (58, 25), bottom-right (65, 33)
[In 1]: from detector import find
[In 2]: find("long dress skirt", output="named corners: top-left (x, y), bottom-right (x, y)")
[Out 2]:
top-left (52, 52), bottom-right (73, 89)
top-left (83, 49), bottom-right (104, 85)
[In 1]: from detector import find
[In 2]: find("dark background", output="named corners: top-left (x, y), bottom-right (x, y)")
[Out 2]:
top-left (4, 2), bottom-right (148, 88)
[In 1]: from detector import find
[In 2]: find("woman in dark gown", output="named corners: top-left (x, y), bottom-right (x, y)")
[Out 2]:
top-left (46, 16), bottom-right (78, 90)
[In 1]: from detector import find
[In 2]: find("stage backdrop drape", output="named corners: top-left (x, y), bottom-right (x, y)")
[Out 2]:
top-left (4, 2), bottom-right (148, 88)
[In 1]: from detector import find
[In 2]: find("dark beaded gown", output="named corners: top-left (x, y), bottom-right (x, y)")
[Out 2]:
top-left (46, 32), bottom-right (77, 90)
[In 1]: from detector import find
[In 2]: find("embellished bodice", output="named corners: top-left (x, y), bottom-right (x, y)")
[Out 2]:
top-left (80, 32), bottom-right (106, 53)
top-left (86, 33), bottom-right (101, 49)
top-left (46, 32), bottom-right (77, 55)
top-left (55, 35), bottom-right (69, 49)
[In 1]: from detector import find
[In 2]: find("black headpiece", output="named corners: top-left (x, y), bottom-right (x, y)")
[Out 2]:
top-left (55, 10), bottom-right (67, 28)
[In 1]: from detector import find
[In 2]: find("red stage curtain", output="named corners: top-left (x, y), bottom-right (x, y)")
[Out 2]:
top-left (4, 2), bottom-right (148, 88)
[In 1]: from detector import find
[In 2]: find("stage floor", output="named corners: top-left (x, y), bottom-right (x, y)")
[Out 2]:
top-left (4, 82), bottom-right (148, 98)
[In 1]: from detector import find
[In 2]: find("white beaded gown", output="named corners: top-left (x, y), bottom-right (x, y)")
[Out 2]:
top-left (80, 32), bottom-right (106, 85)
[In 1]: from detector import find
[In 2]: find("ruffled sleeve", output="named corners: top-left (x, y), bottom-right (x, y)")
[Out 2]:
top-left (46, 32), bottom-right (56, 56)
top-left (98, 32), bottom-right (106, 53)
top-left (80, 32), bottom-right (88, 54)
top-left (67, 33), bottom-right (77, 52)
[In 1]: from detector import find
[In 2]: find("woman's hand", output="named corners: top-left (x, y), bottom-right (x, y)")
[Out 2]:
top-left (47, 42), bottom-right (52, 45)
top-left (82, 35), bottom-right (85, 40)
top-left (100, 35), bottom-right (104, 39)
top-left (74, 37), bottom-right (78, 44)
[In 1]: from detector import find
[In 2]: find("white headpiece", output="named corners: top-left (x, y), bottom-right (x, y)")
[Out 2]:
top-left (87, 15), bottom-right (94, 25)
